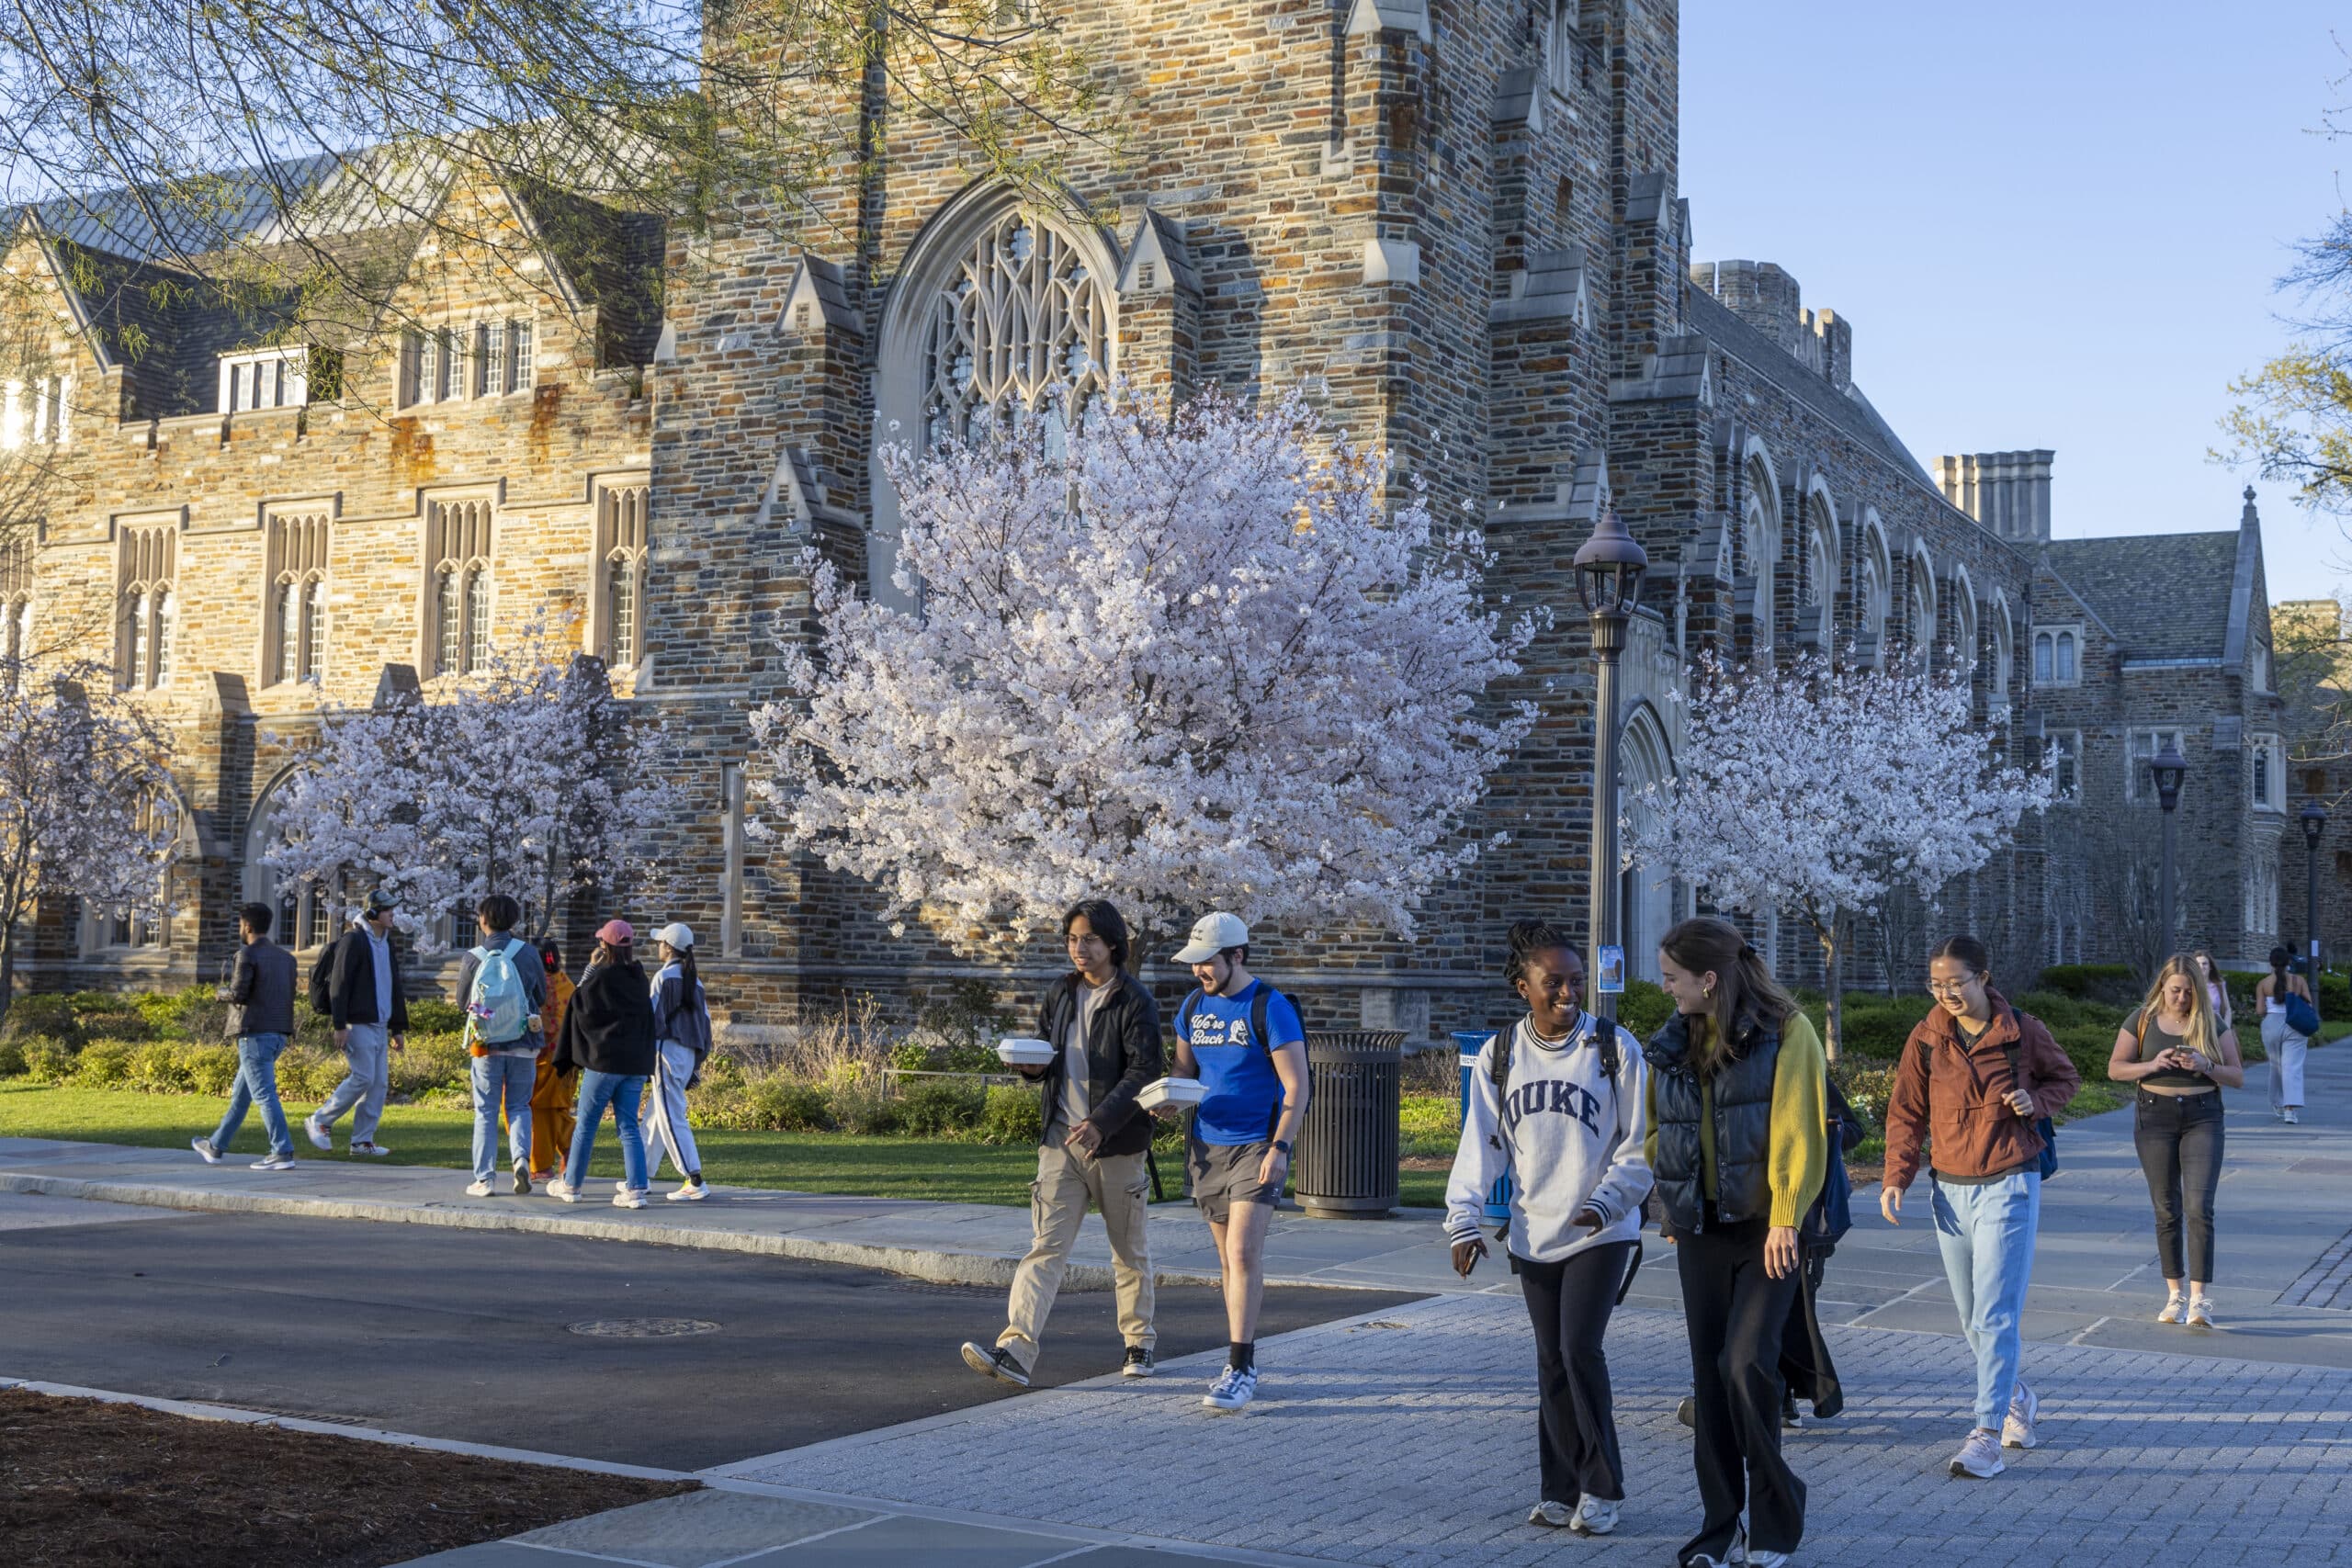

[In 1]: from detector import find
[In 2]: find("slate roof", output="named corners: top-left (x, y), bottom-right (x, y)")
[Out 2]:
top-left (507, 176), bottom-right (667, 368)
top-left (1683, 287), bottom-right (1937, 489)
top-left (2041, 531), bottom-right (2240, 660)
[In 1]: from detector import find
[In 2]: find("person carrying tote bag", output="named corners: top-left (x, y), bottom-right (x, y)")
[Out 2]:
top-left (2256, 946), bottom-right (2317, 1125)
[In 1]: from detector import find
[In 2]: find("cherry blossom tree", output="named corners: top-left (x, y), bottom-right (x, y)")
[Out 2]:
top-left (1622, 653), bottom-right (2053, 1060)
top-left (263, 642), bottom-right (680, 951)
top-left (0, 658), bottom-right (179, 1021)
top-left (749, 388), bottom-right (1541, 958)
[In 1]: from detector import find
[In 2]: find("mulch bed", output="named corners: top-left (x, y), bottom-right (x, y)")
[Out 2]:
top-left (0, 1388), bottom-right (696, 1568)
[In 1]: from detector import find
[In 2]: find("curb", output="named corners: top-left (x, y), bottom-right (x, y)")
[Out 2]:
top-left (0, 1169), bottom-right (1418, 1295)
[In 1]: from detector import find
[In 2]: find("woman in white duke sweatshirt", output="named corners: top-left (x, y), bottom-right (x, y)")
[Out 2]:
top-left (1446, 919), bottom-right (1653, 1539)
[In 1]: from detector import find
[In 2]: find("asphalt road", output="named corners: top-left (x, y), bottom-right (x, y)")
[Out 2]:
top-left (0, 1202), bottom-right (1423, 1470)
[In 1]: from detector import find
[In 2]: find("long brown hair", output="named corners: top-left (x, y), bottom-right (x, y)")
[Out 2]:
top-left (1660, 916), bottom-right (1799, 1073)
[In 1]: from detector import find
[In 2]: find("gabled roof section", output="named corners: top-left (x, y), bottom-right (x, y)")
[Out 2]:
top-left (41, 231), bottom-right (298, 418)
top-left (504, 176), bottom-right (666, 368)
top-left (1684, 288), bottom-right (1936, 488)
top-left (2041, 531), bottom-right (2238, 660)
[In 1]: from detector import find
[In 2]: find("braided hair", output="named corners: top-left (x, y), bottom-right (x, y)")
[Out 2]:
top-left (1505, 919), bottom-right (1577, 990)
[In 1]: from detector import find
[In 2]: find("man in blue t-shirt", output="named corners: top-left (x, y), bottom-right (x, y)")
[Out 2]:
top-left (1168, 911), bottom-right (1309, 1413)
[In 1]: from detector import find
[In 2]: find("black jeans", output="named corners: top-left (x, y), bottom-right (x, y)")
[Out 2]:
top-left (2133, 1089), bottom-right (2224, 1281)
top-left (1517, 1240), bottom-right (1635, 1504)
top-left (1676, 1218), bottom-right (1805, 1562)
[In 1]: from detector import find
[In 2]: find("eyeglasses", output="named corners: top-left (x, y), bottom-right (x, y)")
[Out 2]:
top-left (1925, 975), bottom-right (1979, 996)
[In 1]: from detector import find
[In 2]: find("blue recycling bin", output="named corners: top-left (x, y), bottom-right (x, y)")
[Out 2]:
top-left (1453, 1030), bottom-right (1512, 1225)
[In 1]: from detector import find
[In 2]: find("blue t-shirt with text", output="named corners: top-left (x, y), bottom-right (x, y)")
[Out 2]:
top-left (1183, 981), bottom-right (1306, 1146)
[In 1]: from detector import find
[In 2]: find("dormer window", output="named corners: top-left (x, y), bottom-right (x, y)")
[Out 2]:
top-left (220, 348), bottom-right (309, 412)
top-left (401, 321), bottom-right (533, 408)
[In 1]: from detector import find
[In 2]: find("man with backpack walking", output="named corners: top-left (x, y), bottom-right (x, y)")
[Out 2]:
top-left (1169, 911), bottom-right (1310, 1414)
top-left (456, 894), bottom-right (549, 1196)
top-left (1883, 934), bottom-right (2078, 1480)
top-left (306, 891), bottom-right (410, 1157)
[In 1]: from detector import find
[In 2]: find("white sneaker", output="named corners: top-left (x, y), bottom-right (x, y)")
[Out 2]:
top-left (612, 1188), bottom-right (648, 1210)
top-left (349, 1141), bottom-right (391, 1157)
top-left (1526, 1500), bottom-right (1574, 1528)
top-left (250, 1154), bottom-right (297, 1171)
top-left (1687, 1526), bottom-right (1745, 1567)
top-left (1746, 1551), bottom-right (1792, 1568)
top-left (2158, 1292), bottom-right (2187, 1324)
top-left (1202, 1365), bottom-right (1258, 1412)
top-left (191, 1137), bottom-right (222, 1165)
top-left (2001, 1380), bottom-right (2039, 1450)
top-left (466, 1179), bottom-right (496, 1197)
top-left (667, 1179), bottom-right (707, 1201)
top-left (546, 1178), bottom-right (580, 1203)
top-left (1950, 1427), bottom-right (2006, 1479)
top-left (2187, 1295), bottom-right (2216, 1328)
top-left (2284, 1109), bottom-right (2301, 1125)
top-left (303, 1114), bottom-right (331, 1151)
top-left (1568, 1495), bottom-right (1619, 1536)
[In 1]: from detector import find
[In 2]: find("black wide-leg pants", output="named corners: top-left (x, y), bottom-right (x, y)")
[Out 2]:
top-left (1676, 1217), bottom-right (1806, 1563)
top-left (1517, 1239), bottom-right (1635, 1505)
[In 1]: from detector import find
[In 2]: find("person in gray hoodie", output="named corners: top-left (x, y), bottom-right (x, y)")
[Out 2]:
top-left (193, 902), bottom-right (300, 1170)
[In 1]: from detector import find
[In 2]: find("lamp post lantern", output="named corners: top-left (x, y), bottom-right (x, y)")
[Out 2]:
top-left (2150, 739), bottom-right (2188, 958)
top-left (2301, 799), bottom-right (2329, 976)
top-left (1574, 510), bottom-right (1648, 1026)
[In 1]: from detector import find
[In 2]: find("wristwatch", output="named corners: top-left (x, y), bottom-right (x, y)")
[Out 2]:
top-left (1272, 1140), bottom-right (1292, 1155)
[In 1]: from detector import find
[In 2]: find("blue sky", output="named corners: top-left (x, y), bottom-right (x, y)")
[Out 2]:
top-left (1679, 1), bottom-right (2352, 601)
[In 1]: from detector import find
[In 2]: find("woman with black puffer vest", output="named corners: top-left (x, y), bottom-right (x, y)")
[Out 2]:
top-left (1445, 919), bottom-right (1651, 1540)
top-left (1644, 917), bottom-right (1826, 1568)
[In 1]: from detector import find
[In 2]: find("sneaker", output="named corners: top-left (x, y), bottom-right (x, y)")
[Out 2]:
top-left (466, 1179), bottom-right (496, 1197)
top-left (1527, 1500), bottom-right (1575, 1529)
top-left (666, 1179), bottom-right (707, 1201)
top-left (1685, 1526), bottom-right (1746, 1567)
top-left (1203, 1364), bottom-right (1259, 1412)
top-left (349, 1141), bottom-right (391, 1157)
top-left (1746, 1551), bottom-right (1793, 1568)
top-left (190, 1137), bottom-right (222, 1166)
top-left (2284, 1109), bottom-right (2301, 1125)
top-left (2187, 1295), bottom-right (2216, 1328)
top-left (1782, 1389), bottom-right (1802, 1429)
top-left (250, 1154), bottom-right (297, 1171)
top-left (1676, 1394), bottom-right (1697, 1429)
top-left (512, 1164), bottom-right (531, 1195)
top-left (546, 1178), bottom-right (580, 1203)
top-left (2158, 1291), bottom-right (2187, 1324)
top-left (1121, 1346), bottom-right (1155, 1379)
top-left (960, 1341), bottom-right (1031, 1387)
top-left (612, 1188), bottom-right (648, 1210)
top-left (1950, 1427), bottom-right (2006, 1479)
top-left (2002, 1380), bottom-right (2040, 1450)
top-left (303, 1114), bottom-right (331, 1151)
top-left (1568, 1496), bottom-right (1619, 1537)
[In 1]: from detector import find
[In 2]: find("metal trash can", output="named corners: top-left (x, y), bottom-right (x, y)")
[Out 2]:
top-left (1295, 1030), bottom-right (1405, 1218)
top-left (1453, 1030), bottom-right (1511, 1226)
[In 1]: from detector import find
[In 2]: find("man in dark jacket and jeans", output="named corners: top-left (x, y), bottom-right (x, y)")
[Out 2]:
top-left (961, 898), bottom-right (1164, 1386)
top-left (193, 901), bottom-right (300, 1169)
top-left (306, 890), bottom-right (412, 1156)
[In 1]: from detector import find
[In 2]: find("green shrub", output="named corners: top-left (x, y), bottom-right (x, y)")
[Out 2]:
top-left (2034, 964), bottom-right (2142, 1007)
top-left (72, 1039), bottom-right (137, 1089)
top-left (1615, 979), bottom-right (1674, 1042)
top-left (186, 1044), bottom-right (238, 1097)
top-left (752, 1077), bottom-right (834, 1132)
top-left (22, 1037), bottom-right (75, 1084)
top-left (2, 994), bottom-right (83, 1045)
top-left (895, 1077), bottom-right (987, 1138)
top-left (273, 1045), bottom-right (345, 1102)
top-left (407, 998), bottom-right (466, 1035)
top-left (697, 1054), bottom-right (747, 1092)
top-left (128, 1041), bottom-right (195, 1094)
top-left (2011, 990), bottom-right (2124, 1032)
top-left (388, 1033), bottom-right (470, 1101)
top-left (134, 988), bottom-right (227, 1042)
top-left (978, 1083), bottom-right (1043, 1145)
top-left (0, 1039), bottom-right (21, 1077)
top-left (2320, 971), bottom-right (2351, 1020)
top-left (827, 1078), bottom-right (903, 1135)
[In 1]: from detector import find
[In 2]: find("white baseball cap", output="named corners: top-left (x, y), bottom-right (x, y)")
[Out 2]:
top-left (1173, 911), bottom-right (1250, 964)
top-left (651, 921), bottom-right (695, 950)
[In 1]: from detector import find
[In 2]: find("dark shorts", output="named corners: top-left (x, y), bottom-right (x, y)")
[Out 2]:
top-left (1187, 1136), bottom-right (1279, 1224)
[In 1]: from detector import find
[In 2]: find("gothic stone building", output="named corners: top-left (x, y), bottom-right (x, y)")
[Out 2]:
top-left (1, 1), bottom-right (2292, 1032)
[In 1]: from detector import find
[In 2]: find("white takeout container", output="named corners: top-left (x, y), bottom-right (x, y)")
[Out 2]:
top-left (997, 1037), bottom-right (1057, 1067)
top-left (1136, 1076), bottom-right (1207, 1111)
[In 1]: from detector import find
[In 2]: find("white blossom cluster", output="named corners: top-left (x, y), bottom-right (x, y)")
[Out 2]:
top-left (262, 640), bottom-right (682, 949)
top-left (1623, 650), bottom-right (2053, 988)
top-left (749, 388), bottom-right (1540, 950)
top-left (0, 658), bottom-right (179, 985)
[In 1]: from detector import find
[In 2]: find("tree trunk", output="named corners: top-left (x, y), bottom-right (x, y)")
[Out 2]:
top-left (1816, 909), bottom-right (1844, 1066)
top-left (0, 921), bottom-right (14, 1031)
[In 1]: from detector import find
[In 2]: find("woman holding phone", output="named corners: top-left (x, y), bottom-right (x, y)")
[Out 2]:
top-left (2109, 954), bottom-right (2245, 1328)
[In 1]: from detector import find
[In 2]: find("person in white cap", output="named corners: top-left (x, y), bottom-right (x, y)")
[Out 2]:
top-left (1167, 910), bottom-right (1309, 1413)
top-left (643, 921), bottom-right (713, 1201)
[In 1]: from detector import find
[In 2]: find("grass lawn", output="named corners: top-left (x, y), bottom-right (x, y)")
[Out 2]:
top-left (0, 1081), bottom-right (1455, 1209)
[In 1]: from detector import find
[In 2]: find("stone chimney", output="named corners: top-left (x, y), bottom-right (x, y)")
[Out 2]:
top-left (1934, 450), bottom-right (2055, 544)
top-left (1813, 309), bottom-right (1852, 392)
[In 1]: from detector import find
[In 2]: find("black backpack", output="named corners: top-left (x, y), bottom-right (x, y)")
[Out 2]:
top-left (1484, 1014), bottom-right (1645, 1301)
top-left (307, 935), bottom-right (339, 1019)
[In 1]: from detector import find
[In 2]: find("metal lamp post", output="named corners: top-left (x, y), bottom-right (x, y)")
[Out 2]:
top-left (2302, 799), bottom-right (2329, 977)
top-left (1573, 510), bottom-right (1648, 1027)
top-left (2150, 739), bottom-right (2188, 957)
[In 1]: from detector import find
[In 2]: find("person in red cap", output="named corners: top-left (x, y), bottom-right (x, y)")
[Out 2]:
top-left (548, 919), bottom-right (657, 1207)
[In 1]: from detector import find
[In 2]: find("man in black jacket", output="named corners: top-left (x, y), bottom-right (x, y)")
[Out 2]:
top-left (192, 902), bottom-right (300, 1169)
top-left (961, 899), bottom-right (1163, 1387)
top-left (304, 890), bottom-right (411, 1157)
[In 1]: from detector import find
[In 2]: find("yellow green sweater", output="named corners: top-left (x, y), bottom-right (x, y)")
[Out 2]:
top-left (1643, 1011), bottom-right (1828, 1229)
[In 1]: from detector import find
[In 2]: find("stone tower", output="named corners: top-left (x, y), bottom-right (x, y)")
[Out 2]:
top-left (1934, 450), bottom-right (2055, 544)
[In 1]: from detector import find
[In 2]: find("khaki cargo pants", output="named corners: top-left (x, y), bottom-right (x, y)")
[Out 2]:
top-left (997, 1141), bottom-right (1155, 1373)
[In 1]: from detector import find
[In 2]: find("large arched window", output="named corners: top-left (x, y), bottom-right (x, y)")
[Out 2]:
top-left (1856, 512), bottom-right (1892, 666)
top-left (115, 520), bottom-right (176, 690)
top-left (1738, 444), bottom-right (1780, 662)
top-left (1988, 592), bottom-right (2014, 701)
top-left (594, 481), bottom-right (650, 667)
top-left (1949, 566), bottom-right (1978, 683)
top-left (1905, 547), bottom-right (1938, 671)
top-left (1802, 482), bottom-right (1838, 648)
top-left (424, 495), bottom-right (493, 676)
top-left (1621, 703), bottom-right (1680, 983)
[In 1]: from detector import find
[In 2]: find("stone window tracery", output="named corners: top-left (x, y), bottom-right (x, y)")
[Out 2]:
top-left (0, 536), bottom-right (32, 666)
top-left (265, 508), bottom-right (332, 685)
top-left (116, 521), bottom-right (176, 691)
top-left (424, 495), bottom-right (493, 676)
top-left (922, 210), bottom-right (1111, 451)
top-left (594, 480), bottom-right (650, 667)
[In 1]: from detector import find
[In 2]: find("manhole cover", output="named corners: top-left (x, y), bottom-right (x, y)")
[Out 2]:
top-left (567, 1317), bottom-right (722, 1338)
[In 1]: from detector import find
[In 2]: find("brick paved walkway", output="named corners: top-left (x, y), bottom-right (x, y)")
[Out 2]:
top-left (715, 1293), bottom-right (2352, 1567)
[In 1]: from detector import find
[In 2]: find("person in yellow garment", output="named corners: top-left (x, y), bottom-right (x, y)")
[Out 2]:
top-left (1643, 917), bottom-right (1826, 1568)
